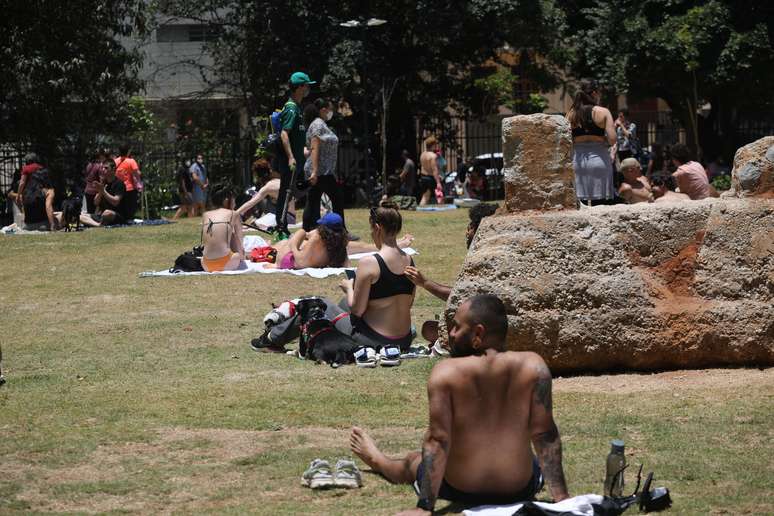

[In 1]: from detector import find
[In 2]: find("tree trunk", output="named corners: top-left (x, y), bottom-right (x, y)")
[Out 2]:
top-left (380, 79), bottom-right (400, 188)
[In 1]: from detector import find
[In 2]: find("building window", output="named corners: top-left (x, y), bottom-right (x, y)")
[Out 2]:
top-left (156, 24), bottom-right (220, 43)
top-left (188, 25), bottom-right (220, 42)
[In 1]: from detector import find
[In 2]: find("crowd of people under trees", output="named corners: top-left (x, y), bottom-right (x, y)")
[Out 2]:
top-left (3, 71), bottom-right (725, 513)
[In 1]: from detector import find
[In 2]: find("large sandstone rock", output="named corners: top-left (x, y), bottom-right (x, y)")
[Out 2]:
top-left (724, 136), bottom-right (774, 198)
top-left (445, 199), bottom-right (774, 373)
top-left (502, 114), bottom-right (576, 211)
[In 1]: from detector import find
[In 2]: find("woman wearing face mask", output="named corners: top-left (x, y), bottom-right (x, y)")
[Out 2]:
top-left (302, 98), bottom-right (345, 232)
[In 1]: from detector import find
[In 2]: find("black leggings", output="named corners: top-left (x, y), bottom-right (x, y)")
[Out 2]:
top-left (303, 175), bottom-right (345, 231)
top-left (274, 156), bottom-right (295, 230)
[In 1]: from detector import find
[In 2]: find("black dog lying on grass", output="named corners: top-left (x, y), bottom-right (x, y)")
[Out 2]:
top-left (296, 297), bottom-right (358, 368)
top-left (61, 196), bottom-right (83, 232)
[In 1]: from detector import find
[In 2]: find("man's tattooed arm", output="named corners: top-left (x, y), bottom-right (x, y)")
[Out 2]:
top-left (533, 422), bottom-right (569, 501)
top-left (416, 438), bottom-right (449, 510)
top-left (530, 360), bottom-right (570, 502)
top-left (416, 366), bottom-right (454, 511)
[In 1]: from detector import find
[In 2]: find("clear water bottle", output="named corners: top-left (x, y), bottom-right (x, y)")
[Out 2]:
top-left (603, 439), bottom-right (626, 497)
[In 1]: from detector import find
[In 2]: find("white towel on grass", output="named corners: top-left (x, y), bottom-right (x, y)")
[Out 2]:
top-left (139, 236), bottom-right (418, 278)
top-left (463, 494), bottom-right (605, 516)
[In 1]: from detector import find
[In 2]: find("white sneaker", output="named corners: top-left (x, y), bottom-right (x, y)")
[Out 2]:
top-left (379, 346), bottom-right (401, 367)
top-left (354, 347), bottom-right (377, 368)
top-left (301, 459), bottom-right (335, 489)
top-left (334, 459), bottom-right (363, 488)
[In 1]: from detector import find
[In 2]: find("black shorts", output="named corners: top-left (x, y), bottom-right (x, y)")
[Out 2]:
top-left (414, 457), bottom-right (543, 506)
top-left (124, 190), bottom-right (139, 218)
top-left (93, 212), bottom-right (126, 226)
top-left (351, 315), bottom-right (413, 352)
top-left (418, 175), bottom-right (436, 195)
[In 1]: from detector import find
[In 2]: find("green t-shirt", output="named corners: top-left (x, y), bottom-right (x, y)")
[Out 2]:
top-left (280, 99), bottom-right (306, 170)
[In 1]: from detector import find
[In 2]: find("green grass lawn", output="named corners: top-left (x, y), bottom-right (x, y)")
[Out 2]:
top-left (1, 208), bottom-right (772, 514)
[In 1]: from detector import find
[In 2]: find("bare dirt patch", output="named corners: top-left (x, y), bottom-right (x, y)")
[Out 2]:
top-left (555, 367), bottom-right (774, 394)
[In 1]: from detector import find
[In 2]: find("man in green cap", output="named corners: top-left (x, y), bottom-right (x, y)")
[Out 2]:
top-left (275, 71), bottom-right (315, 233)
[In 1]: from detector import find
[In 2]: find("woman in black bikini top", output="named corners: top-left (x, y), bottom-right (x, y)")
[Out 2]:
top-left (340, 202), bottom-right (415, 353)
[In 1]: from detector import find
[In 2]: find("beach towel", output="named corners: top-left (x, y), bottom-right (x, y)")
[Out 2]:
top-left (416, 204), bottom-right (458, 212)
top-left (2, 219), bottom-right (172, 235)
top-left (104, 219), bottom-right (173, 228)
top-left (463, 494), bottom-right (608, 516)
top-left (242, 212), bottom-right (302, 232)
top-left (139, 236), bottom-right (418, 278)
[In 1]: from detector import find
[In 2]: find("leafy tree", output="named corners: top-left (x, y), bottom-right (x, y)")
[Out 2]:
top-left (157, 0), bottom-right (567, 179)
top-left (566, 0), bottom-right (774, 159)
top-left (0, 1), bottom-right (148, 155)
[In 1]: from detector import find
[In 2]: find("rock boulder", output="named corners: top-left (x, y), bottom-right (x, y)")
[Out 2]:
top-left (502, 114), bottom-right (576, 211)
top-left (445, 199), bottom-right (774, 373)
top-left (725, 136), bottom-right (774, 198)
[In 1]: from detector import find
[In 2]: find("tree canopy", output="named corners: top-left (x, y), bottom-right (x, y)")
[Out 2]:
top-left (565, 0), bottom-right (774, 157)
top-left (158, 0), bottom-right (567, 163)
top-left (0, 1), bottom-right (148, 152)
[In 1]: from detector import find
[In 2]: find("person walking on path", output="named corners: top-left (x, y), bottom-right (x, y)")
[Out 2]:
top-left (399, 149), bottom-right (417, 196)
top-left (190, 153), bottom-right (209, 216)
top-left (418, 136), bottom-right (442, 206)
top-left (565, 79), bottom-right (617, 206)
top-left (302, 98), bottom-right (345, 231)
top-left (275, 71), bottom-right (315, 233)
top-left (174, 159), bottom-right (194, 219)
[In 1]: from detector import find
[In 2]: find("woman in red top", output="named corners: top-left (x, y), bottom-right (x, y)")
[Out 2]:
top-left (114, 143), bottom-right (141, 219)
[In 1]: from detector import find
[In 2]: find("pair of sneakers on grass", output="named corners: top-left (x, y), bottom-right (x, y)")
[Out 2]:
top-left (302, 458), bottom-right (362, 489)
top-left (353, 344), bottom-right (431, 368)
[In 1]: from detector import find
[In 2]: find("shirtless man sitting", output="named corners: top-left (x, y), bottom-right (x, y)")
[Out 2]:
top-left (350, 295), bottom-right (570, 514)
top-left (269, 212), bottom-right (414, 270)
top-left (617, 157), bottom-right (653, 204)
top-left (651, 175), bottom-right (690, 204)
top-left (418, 136), bottom-right (442, 206)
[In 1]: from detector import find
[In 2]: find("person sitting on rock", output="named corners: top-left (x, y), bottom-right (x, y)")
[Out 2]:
top-left (349, 295), bottom-right (570, 513)
top-left (651, 174), bottom-right (690, 203)
top-left (617, 157), bottom-right (653, 204)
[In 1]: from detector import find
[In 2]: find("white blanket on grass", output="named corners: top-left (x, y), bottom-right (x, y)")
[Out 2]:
top-left (242, 213), bottom-right (302, 232)
top-left (138, 236), bottom-right (417, 278)
top-left (463, 494), bottom-right (605, 516)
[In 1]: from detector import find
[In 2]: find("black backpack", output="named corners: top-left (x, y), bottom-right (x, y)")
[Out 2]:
top-left (170, 245), bottom-right (204, 273)
top-left (22, 168), bottom-right (52, 222)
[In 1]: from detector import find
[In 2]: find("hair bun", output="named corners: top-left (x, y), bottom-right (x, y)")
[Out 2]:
top-left (379, 200), bottom-right (399, 211)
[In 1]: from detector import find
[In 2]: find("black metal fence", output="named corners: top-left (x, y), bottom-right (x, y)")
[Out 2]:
top-left (0, 137), bottom-right (256, 222)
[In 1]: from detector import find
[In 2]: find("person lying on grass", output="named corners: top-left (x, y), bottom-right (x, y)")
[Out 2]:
top-left (199, 181), bottom-right (245, 272)
top-left (266, 212), bottom-right (414, 270)
top-left (349, 295), bottom-right (570, 515)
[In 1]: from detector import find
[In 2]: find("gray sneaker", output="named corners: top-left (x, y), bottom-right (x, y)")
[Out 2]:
top-left (334, 459), bottom-right (363, 488)
top-left (301, 459), bottom-right (335, 489)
